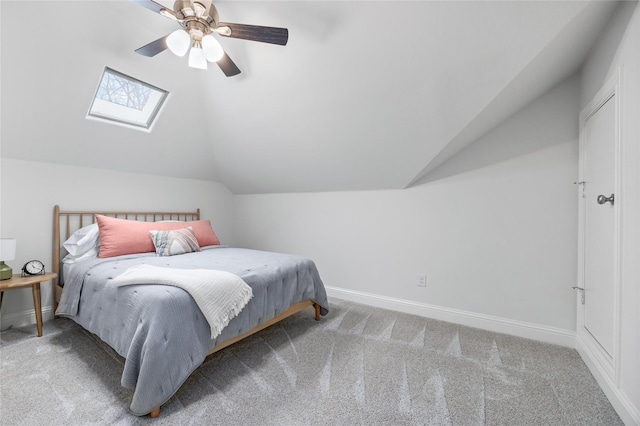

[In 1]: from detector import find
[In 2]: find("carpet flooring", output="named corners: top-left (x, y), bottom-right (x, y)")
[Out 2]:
top-left (0, 298), bottom-right (622, 425)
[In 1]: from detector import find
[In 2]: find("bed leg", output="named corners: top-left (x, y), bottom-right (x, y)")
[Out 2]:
top-left (314, 303), bottom-right (320, 321)
top-left (150, 407), bottom-right (160, 418)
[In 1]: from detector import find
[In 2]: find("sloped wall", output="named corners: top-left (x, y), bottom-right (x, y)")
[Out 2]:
top-left (234, 75), bottom-right (579, 340)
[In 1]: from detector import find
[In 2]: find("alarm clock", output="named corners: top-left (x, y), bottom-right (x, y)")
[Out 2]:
top-left (22, 260), bottom-right (45, 276)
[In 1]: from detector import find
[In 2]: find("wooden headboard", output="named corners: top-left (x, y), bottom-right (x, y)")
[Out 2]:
top-left (52, 205), bottom-right (201, 301)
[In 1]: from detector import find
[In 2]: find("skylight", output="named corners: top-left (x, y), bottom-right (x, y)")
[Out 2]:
top-left (88, 67), bottom-right (168, 130)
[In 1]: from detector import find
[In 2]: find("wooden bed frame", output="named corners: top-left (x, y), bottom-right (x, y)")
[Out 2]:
top-left (53, 205), bottom-right (320, 418)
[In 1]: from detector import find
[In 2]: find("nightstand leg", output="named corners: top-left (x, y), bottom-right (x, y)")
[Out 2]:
top-left (32, 283), bottom-right (43, 337)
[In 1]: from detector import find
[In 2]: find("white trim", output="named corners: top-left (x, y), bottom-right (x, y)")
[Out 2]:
top-left (577, 336), bottom-right (640, 426)
top-left (325, 286), bottom-right (576, 348)
top-left (0, 306), bottom-right (54, 332)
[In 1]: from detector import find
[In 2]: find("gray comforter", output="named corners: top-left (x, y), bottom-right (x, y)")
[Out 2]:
top-left (56, 247), bottom-right (329, 415)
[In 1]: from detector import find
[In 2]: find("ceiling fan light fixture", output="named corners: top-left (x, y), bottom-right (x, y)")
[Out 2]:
top-left (202, 35), bottom-right (224, 62)
top-left (167, 29), bottom-right (190, 57)
top-left (188, 40), bottom-right (208, 70)
top-left (132, 0), bottom-right (288, 77)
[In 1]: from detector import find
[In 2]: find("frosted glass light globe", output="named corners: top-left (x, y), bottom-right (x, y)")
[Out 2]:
top-left (167, 29), bottom-right (190, 57)
top-left (188, 45), bottom-right (208, 69)
top-left (202, 35), bottom-right (224, 62)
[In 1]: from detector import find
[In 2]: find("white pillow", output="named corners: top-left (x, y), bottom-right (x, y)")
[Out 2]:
top-left (63, 223), bottom-right (100, 256)
top-left (62, 246), bottom-right (99, 264)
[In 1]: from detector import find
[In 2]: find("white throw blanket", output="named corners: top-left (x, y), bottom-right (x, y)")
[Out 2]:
top-left (112, 264), bottom-right (253, 339)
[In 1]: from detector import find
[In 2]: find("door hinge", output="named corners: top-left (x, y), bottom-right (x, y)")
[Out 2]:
top-left (572, 286), bottom-right (585, 304)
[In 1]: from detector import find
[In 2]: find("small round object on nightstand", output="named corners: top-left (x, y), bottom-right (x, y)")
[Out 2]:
top-left (22, 260), bottom-right (45, 276)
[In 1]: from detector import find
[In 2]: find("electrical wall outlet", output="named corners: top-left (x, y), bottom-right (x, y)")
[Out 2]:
top-left (417, 273), bottom-right (427, 287)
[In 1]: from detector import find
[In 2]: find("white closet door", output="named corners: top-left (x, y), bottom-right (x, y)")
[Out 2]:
top-left (582, 93), bottom-right (617, 359)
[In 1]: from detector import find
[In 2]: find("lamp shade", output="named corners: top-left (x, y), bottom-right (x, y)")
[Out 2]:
top-left (188, 43), bottom-right (208, 69)
top-left (202, 35), bottom-right (224, 62)
top-left (0, 238), bottom-right (16, 261)
top-left (167, 29), bottom-right (191, 57)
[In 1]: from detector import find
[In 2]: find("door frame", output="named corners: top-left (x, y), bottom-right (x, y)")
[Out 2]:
top-left (576, 68), bottom-right (623, 385)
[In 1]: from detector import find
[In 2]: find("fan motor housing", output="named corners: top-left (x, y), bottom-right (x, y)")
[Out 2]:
top-left (174, 0), bottom-right (219, 28)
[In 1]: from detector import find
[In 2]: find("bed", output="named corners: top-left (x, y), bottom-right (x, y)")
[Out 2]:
top-left (52, 206), bottom-right (329, 417)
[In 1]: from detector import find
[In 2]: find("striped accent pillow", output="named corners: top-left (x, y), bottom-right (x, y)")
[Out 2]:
top-left (149, 227), bottom-right (201, 256)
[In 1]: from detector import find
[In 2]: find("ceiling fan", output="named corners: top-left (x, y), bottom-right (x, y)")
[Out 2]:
top-left (131, 0), bottom-right (288, 77)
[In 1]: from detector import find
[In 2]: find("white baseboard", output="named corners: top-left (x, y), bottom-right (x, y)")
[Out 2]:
top-left (576, 334), bottom-right (640, 426)
top-left (325, 286), bottom-right (576, 347)
top-left (0, 306), bottom-right (55, 332)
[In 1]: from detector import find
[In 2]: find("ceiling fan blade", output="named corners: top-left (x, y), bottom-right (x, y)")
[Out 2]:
top-left (130, 0), bottom-right (178, 20)
top-left (217, 22), bottom-right (288, 46)
top-left (135, 35), bottom-right (169, 57)
top-left (217, 52), bottom-right (241, 77)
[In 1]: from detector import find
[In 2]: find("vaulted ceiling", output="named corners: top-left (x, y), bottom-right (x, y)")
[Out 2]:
top-left (0, 1), bottom-right (619, 194)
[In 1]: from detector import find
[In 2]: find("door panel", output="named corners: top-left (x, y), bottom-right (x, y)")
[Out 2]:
top-left (582, 94), bottom-right (616, 358)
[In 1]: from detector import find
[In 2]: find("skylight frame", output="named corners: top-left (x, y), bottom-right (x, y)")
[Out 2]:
top-left (87, 67), bottom-right (169, 130)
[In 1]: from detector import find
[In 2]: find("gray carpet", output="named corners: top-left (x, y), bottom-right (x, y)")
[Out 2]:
top-left (0, 298), bottom-right (622, 425)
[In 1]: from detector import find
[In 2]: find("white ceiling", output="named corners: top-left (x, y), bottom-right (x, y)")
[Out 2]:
top-left (0, 1), bottom-right (619, 194)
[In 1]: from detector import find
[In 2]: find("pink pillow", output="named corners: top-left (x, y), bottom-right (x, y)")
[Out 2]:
top-left (96, 215), bottom-right (220, 258)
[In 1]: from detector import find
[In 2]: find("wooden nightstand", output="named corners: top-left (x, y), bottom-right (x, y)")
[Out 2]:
top-left (0, 272), bottom-right (57, 337)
